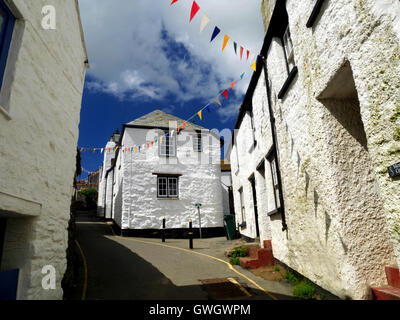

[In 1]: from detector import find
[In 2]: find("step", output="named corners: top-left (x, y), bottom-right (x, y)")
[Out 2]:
top-left (248, 247), bottom-right (259, 259)
top-left (239, 257), bottom-right (261, 269)
top-left (257, 248), bottom-right (274, 267)
top-left (385, 266), bottom-right (400, 289)
top-left (263, 240), bottom-right (272, 250)
top-left (372, 286), bottom-right (400, 300)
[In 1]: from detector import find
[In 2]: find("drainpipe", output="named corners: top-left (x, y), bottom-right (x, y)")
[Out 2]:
top-left (262, 57), bottom-right (288, 231)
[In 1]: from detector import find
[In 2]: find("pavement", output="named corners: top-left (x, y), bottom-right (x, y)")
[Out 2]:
top-left (74, 211), bottom-right (295, 300)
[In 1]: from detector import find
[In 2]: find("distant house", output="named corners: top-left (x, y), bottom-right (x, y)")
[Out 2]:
top-left (97, 110), bottom-right (225, 237)
top-left (0, 0), bottom-right (88, 299)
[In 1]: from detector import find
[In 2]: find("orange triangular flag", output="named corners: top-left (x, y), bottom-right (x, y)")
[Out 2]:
top-left (230, 81), bottom-right (236, 90)
top-left (198, 110), bottom-right (202, 120)
top-left (240, 46), bottom-right (244, 60)
top-left (222, 35), bottom-right (230, 51)
top-left (182, 121), bottom-right (187, 130)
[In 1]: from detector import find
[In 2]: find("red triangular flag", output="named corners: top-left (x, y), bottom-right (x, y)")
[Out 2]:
top-left (190, 1), bottom-right (200, 22)
top-left (171, 0), bottom-right (179, 5)
top-left (247, 50), bottom-right (250, 61)
top-left (222, 90), bottom-right (228, 99)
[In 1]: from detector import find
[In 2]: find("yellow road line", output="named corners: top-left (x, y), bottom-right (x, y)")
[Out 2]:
top-left (105, 223), bottom-right (278, 300)
top-left (75, 239), bottom-right (88, 301)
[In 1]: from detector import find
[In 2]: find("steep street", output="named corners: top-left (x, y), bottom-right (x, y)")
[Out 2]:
top-left (74, 212), bottom-right (294, 300)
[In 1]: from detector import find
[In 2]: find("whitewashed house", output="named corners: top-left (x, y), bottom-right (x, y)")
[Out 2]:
top-left (98, 110), bottom-right (225, 237)
top-left (230, 0), bottom-right (400, 299)
top-left (0, 0), bottom-right (88, 299)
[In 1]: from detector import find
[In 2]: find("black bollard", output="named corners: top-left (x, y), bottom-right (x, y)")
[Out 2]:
top-left (162, 217), bottom-right (166, 243)
top-left (188, 220), bottom-right (193, 249)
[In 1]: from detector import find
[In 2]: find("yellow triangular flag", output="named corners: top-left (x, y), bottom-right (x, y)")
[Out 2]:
top-left (222, 35), bottom-right (230, 51)
top-left (251, 61), bottom-right (257, 72)
top-left (198, 110), bottom-right (202, 120)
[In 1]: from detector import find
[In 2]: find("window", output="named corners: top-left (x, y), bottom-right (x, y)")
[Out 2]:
top-left (239, 187), bottom-right (246, 223)
top-left (159, 132), bottom-right (176, 157)
top-left (0, 0), bottom-right (15, 91)
top-left (282, 25), bottom-right (295, 74)
top-left (267, 150), bottom-right (281, 212)
top-left (248, 110), bottom-right (257, 148)
top-left (193, 134), bottom-right (202, 152)
top-left (157, 176), bottom-right (179, 198)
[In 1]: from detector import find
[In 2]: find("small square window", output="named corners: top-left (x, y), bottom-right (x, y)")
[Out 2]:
top-left (157, 176), bottom-right (179, 198)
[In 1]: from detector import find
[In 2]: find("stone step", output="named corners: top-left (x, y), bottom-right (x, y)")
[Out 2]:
top-left (372, 286), bottom-right (400, 300)
top-left (239, 257), bottom-right (261, 269)
top-left (263, 240), bottom-right (272, 250)
top-left (385, 266), bottom-right (400, 289)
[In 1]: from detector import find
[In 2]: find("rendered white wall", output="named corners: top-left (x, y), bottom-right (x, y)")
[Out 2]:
top-left (0, 0), bottom-right (87, 299)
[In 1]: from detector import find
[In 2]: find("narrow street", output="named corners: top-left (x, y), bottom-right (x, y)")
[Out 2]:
top-left (74, 212), bottom-right (295, 300)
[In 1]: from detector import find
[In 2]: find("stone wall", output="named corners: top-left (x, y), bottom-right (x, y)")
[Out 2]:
top-left (0, 0), bottom-right (87, 299)
top-left (232, 0), bottom-right (400, 299)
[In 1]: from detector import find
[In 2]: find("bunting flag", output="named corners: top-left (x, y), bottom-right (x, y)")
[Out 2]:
top-left (171, 0), bottom-right (179, 5)
top-left (222, 35), bottom-right (229, 51)
top-left (251, 61), bottom-right (257, 72)
top-left (233, 42), bottom-right (237, 54)
top-left (200, 14), bottom-right (210, 33)
top-left (214, 96), bottom-right (222, 106)
top-left (79, 73), bottom-right (248, 155)
top-left (210, 26), bottom-right (220, 42)
top-left (189, 1), bottom-right (200, 23)
top-left (240, 46), bottom-right (244, 60)
top-left (246, 50), bottom-right (250, 61)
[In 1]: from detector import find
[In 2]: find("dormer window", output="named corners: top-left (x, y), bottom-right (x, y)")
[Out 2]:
top-left (282, 26), bottom-right (295, 74)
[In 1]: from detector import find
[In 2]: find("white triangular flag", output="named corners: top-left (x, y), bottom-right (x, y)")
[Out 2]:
top-left (249, 53), bottom-right (256, 64)
top-left (200, 14), bottom-right (210, 33)
top-left (101, 148), bottom-right (104, 153)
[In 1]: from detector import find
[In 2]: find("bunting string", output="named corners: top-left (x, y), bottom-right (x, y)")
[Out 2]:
top-left (171, 0), bottom-right (260, 72)
top-left (78, 71), bottom-right (246, 154)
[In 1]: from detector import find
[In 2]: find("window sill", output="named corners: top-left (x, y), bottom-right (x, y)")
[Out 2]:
top-left (239, 221), bottom-right (247, 228)
top-left (0, 104), bottom-right (11, 121)
top-left (278, 66), bottom-right (298, 99)
top-left (267, 208), bottom-right (282, 217)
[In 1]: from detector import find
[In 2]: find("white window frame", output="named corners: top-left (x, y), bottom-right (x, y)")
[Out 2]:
top-left (159, 133), bottom-right (176, 157)
top-left (193, 135), bottom-right (202, 153)
top-left (282, 25), bottom-right (295, 73)
top-left (157, 176), bottom-right (179, 198)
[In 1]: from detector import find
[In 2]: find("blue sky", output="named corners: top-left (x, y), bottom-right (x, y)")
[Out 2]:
top-left (77, 0), bottom-right (265, 179)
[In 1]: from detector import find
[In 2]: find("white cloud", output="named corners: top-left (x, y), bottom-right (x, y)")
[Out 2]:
top-left (78, 0), bottom-right (264, 121)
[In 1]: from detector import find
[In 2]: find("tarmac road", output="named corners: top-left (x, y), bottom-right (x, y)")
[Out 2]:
top-left (74, 211), bottom-right (294, 300)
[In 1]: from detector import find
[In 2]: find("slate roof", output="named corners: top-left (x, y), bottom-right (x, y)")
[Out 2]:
top-left (126, 109), bottom-right (207, 131)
